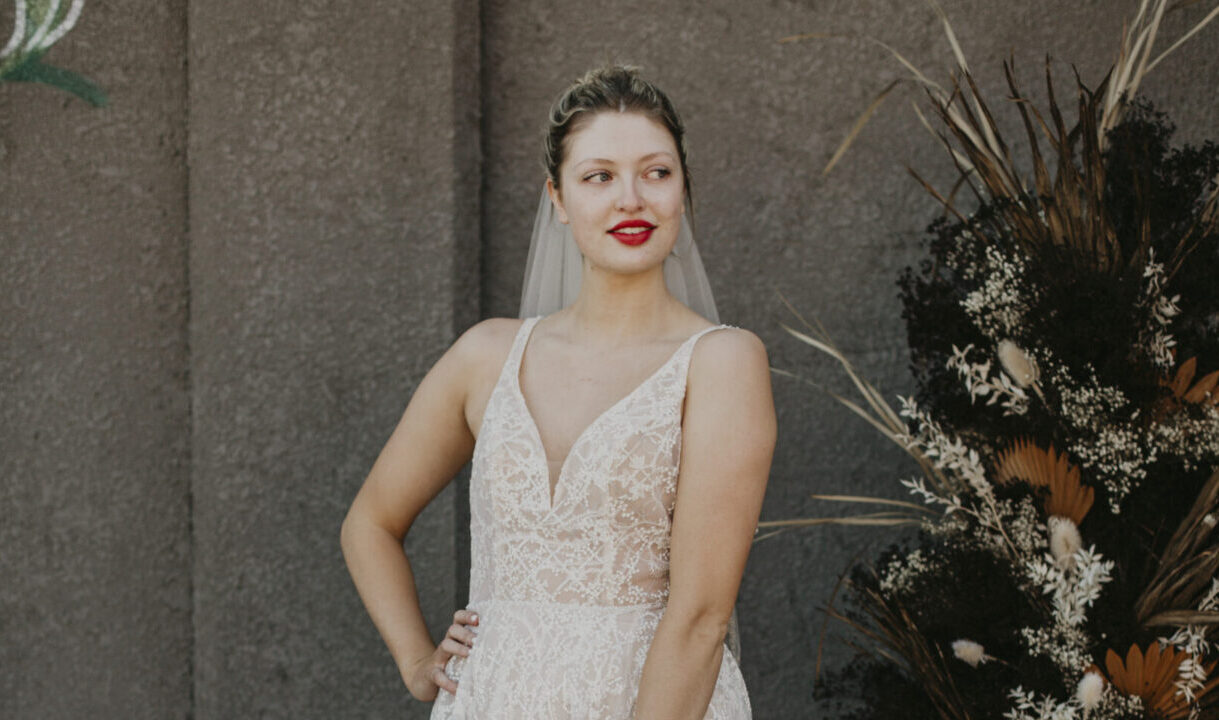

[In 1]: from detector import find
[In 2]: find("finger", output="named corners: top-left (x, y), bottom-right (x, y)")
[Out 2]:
top-left (447, 623), bottom-right (477, 647)
top-left (453, 608), bottom-right (479, 627)
top-left (431, 665), bottom-right (458, 695)
top-left (440, 637), bottom-right (471, 658)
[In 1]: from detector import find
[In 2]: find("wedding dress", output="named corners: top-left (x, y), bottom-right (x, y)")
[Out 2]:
top-left (429, 316), bottom-right (752, 719)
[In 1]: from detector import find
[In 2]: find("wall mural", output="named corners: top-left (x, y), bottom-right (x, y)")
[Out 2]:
top-left (1, 0), bottom-right (105, 106)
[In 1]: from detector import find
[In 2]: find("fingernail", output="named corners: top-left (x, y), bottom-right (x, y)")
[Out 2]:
top-left (470, 613), bottom-right (478, 622)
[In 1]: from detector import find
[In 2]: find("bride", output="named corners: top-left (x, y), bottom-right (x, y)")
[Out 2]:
top-left (341, 65), bottom-right (776, 719)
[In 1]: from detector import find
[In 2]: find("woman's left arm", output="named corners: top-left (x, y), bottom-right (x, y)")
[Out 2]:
top-left (634, 328), bottom-right (776, 720)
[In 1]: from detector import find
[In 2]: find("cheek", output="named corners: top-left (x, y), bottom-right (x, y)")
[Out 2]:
top-left (644, 186), bottom-right (684, 217)
top-left (566, 187), bottom-right (611, 223)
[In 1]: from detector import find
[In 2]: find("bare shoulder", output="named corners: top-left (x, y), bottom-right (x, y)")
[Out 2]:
top-left (680, 326), bottom-right (775, 482)
top-left (450, 317), bottom-right (525, 373)
top-left (419, 317), bottom-right (523, 402)
top-left (688, 326), bottom-right (770, 381)
top-left (685, 327), bottom-right (773, 434)
top-left (446, 318), bottom-right (526, 434)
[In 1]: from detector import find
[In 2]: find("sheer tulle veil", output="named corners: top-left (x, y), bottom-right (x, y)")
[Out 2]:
top-left (518, 186), bottom-right (719, 323)
top-left (515, 184), bottom-right (743, 662)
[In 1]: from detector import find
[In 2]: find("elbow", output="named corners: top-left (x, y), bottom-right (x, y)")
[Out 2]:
top-left (340, 505), bottom-right (407, 558)
top-left (339, 507), bottom-right (368, 559)
top-left (339, 512), bottom-right (356, 557)
top-left (691, 612), bottom-right (731, 646)
top-left (666, 604), bottom-right (732, 646)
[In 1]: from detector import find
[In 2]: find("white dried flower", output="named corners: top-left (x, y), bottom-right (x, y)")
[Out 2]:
top-left (1025, 545), bottom-right (1113, 635)
top-left (1019, 625), bottom-right (1094, 673)
top-left (998, 339), bottom-right (1039, 387)
top-left (1005, 685), bottom-right (1081, 720)
top-left (1136, 249), bottom-right (1182, 369)
top-left (959, 245), bottom-right (1036, 341)
top-left (879, 548), bottom-right (938, 595)
top-left (1048, 516), bottom-right (1082, 568)
top-left (1076, 672), bottom-right (1104, 710)
top-left (952, 638), bottom-right (988, 667)
top-left (947, 343), bottom-right (1030, 415)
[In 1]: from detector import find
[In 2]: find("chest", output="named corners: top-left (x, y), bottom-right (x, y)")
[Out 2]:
top-left (517, 341), bottom-right (686, 464)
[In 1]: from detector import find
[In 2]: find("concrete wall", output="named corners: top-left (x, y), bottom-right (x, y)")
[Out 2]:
top-left (186, 0), bottom-right (479, 717)
top-left (2, 1), bottom-right (1217, 718)
top-left (0, 1), bottom-right (192, 718)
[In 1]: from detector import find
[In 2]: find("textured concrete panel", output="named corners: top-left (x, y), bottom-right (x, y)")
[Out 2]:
top-left (3, 1), bottom-right (1214, 718)
top-left (187, 0), bottom-right (478, 718)
top-left (0, 2), bottom-right (192, 719)
top-left (480, 1), bottom-right (1219, 716)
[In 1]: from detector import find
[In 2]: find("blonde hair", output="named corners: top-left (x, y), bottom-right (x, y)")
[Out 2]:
top-left (543, 65), bottom-right (692, 204)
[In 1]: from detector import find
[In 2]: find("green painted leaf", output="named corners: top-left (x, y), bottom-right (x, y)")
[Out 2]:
top-left (4, 57), bottom-right (108, 107)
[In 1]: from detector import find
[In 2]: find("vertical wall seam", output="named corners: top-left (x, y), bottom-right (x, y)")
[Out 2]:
top-left (451, 0), bottom-right (483, 613)
top-left (476, 0), bottom-right (490, 322)
top-left (182, 0), bottom-right (196, 717)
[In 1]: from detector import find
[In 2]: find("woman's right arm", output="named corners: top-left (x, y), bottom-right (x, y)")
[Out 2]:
top-left (340, 320), bottom-right (508, 701)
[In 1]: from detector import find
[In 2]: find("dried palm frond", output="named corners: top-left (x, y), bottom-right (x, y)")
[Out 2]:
top-left (994, 438), bottom-right (1095, 524)
top-left (776, 293), bottom-right (1026, 560)
top-left (802, 0), bottom-right (1219, 166)
top-left (915, 58), bottom-right (1140, 277)
top-left (1163, 356), bottom-right (1219, 407)
top-left (799, 0), bottom-right (1219, 279)
top-left (994, 437), bottom-right (1066, 486)
top-left (1136, 469), bottom-right (1219, 633)
top-left (1171, 175), bottom-right (1219, 281)
top-left (824, 570), bottom-right (974, 720)
top-left (756, 493), bottom-right (935, 540)
top-left (1104, 642), bottom-right (1219, 718)
top-left (1101, 0), bottom-right (1219, 148)
top-left (775, 291), bottom-right (952, 498)
top-left (762, 296), bottom-right (941, 537)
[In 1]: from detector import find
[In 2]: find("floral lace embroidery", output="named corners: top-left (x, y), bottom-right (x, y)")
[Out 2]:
top-left (429, 316), bottom-right (752, 719)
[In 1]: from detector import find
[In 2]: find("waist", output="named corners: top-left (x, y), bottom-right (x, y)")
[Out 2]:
top-left (470, 597), bottom-right (665, 616)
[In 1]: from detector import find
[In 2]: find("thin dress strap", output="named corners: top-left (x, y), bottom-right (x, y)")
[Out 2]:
top-left (687, 323), bottom-right (734, 345)
top-left (672, 323), bottom-right (735, 379)
top-left (500, 316), bottom-right (542, 385)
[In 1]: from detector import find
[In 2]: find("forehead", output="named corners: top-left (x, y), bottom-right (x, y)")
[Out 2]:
top-left (564, 111), bottom-right (678, 165)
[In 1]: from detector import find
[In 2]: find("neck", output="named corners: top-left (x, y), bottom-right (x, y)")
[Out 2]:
top-left (561, 263), bottom-right (685, 342)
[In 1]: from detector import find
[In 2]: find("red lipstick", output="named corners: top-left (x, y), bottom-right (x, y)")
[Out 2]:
top-left (608, 219), bottom-right (656, 246)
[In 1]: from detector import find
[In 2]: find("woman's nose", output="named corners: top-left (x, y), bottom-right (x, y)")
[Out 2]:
top-left (614, 180), bottom-right (644, 211)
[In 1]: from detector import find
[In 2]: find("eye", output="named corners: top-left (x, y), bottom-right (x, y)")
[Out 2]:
top-left (647, 167), bottom-right (672, 180)
top-left (582, 170), bottom-right (611, 183)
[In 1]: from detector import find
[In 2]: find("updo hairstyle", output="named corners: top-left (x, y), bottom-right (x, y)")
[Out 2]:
top-left (543, 65), bottom-right (692, 205)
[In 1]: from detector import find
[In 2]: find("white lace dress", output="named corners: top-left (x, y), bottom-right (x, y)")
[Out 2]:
top-left (429, 316), bottom-right (752, 719)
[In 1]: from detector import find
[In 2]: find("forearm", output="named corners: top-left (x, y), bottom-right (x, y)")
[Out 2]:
top-left (340, 515), bottom-right (436, 673)
top-left (634, 610), bottom-right (728, 720)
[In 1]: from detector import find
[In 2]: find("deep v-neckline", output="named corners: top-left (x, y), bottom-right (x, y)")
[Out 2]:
top-left (512, 317), bottom-right (708, 511)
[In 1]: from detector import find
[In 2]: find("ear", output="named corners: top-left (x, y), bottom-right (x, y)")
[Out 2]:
top-left (546, 178), bottom-right (569, 225)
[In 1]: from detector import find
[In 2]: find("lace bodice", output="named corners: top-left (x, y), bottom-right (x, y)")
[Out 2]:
top-left (430, 316), bottom-right (752, 719)
top-left (469, 316), bottom-right (727, 607)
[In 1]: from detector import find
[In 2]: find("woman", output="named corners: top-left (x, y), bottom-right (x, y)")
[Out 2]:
top-left (341, 65), bottom-right (775, 719)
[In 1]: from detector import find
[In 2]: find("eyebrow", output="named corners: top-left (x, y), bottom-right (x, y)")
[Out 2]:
top-left (575, 151), bottom-right (676, 166)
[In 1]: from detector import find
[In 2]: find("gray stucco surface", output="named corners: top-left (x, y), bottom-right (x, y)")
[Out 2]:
top-left (186, 0), bottom-right (477, 718)
top-left (0, 1), bottom-right (192, 718)
top-left (2, 1), bottom-right (1216, 718)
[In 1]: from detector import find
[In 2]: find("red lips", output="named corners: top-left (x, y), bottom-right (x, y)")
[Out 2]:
top-left (608, 219), bottom-right (656, 246)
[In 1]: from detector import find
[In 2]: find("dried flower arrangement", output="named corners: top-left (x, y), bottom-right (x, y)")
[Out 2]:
top-left (772, 1), bottom-right (1219, 718)
top-left (1, 0), bottom-right (105, 106)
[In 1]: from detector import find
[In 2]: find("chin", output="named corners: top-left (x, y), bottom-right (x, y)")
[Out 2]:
top-left (617, 259), bottom-right (672, 279)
